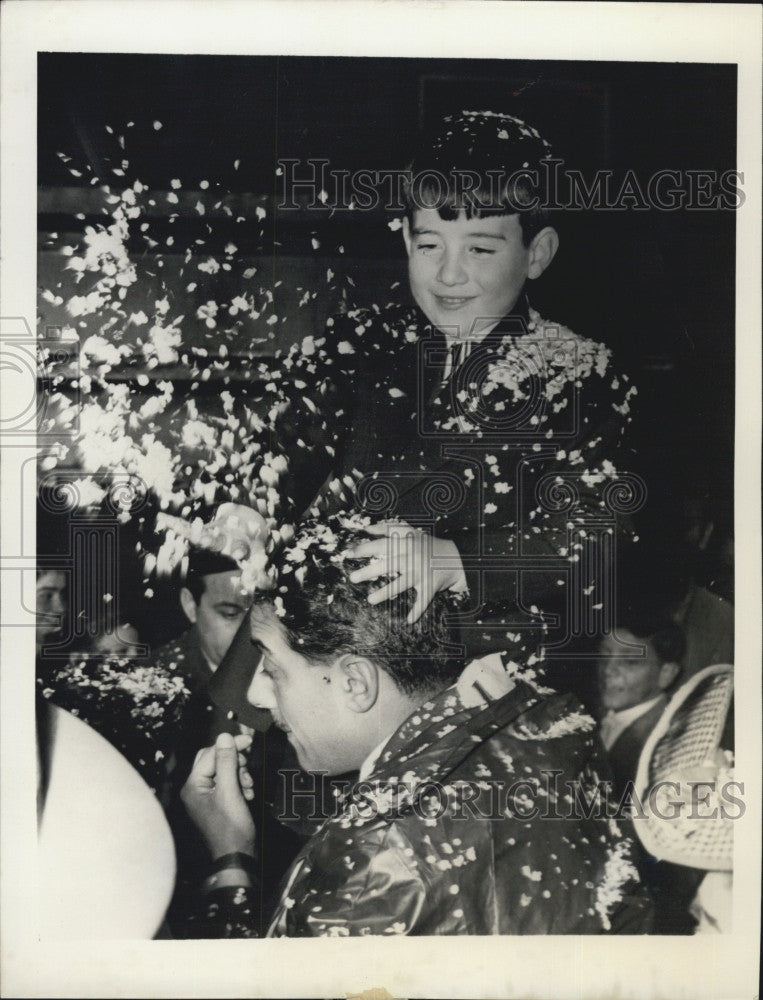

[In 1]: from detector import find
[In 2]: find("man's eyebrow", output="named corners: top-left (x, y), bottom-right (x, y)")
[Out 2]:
top-left (214, 600), bottom-right (247, 610)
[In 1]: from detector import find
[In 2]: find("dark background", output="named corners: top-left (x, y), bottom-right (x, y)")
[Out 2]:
top-left (37, 53), bottom-right (736, 647)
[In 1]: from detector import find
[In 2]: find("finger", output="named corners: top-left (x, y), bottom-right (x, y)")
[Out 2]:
top-left (349, 533), bottom-right (418, 573)
top-left (192, 745), bottom-right (218, 782)
top-left (232, 733), bottom-right (252, 752)
top-left (239, 768), bottom-right (254, 801)
top-left (361, 520), bottom-right (405, 536)
top-left (348, 558), bottom-right (392, 584)
top-left (345, 538), bottom-right (388, 560)
top-left (367, 575), bottom-right (414, 606)
top-left (214, 732), bottom-right (246, 798)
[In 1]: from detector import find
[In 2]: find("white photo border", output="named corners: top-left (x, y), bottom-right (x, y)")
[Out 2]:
top-left (1, 2), bottom-right (760, 998)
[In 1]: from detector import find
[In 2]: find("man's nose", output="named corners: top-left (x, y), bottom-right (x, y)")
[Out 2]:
top-left (51, 592), bottom-right (65, 616)
top-left (437, 249), bottom-right (468, 286)
top-left (246, 662), bottom-right (275, 709)
top-left (601, 659), bottom-right (624, 681)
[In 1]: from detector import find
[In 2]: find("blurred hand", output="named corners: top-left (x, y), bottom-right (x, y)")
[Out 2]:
top-left (345, 520), bottom-right (467, 623)
top-left (181, 732), bottom-right (256, 859)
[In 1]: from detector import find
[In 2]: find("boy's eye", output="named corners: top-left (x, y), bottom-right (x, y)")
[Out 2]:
top-left (470, 246), bottom-right (496, 256)
top-left (415, 242), bottom-right (439, 252)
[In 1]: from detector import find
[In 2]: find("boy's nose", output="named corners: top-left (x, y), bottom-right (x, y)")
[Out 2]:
top-left (246, 662), bottom-right (276, 710)
top-left (437, 250), bottom-right (468, 286)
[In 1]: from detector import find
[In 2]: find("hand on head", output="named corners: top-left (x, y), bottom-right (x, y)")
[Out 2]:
top-left (345, 520), bottom-right (467, 623)
top-left (180, 732), bottom-right (256, 859)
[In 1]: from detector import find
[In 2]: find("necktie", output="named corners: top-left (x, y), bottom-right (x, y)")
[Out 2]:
top-left (443, 340), bottom-right (465, 382)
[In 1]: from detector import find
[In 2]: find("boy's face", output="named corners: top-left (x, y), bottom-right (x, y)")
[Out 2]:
top-left (403, 209), bottom-right (533, 339)
top-left (598, 631), bottom-right (672, 712)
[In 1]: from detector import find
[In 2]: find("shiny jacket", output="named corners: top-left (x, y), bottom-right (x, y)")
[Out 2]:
top-left (192, 675), bottom-right (652, 936)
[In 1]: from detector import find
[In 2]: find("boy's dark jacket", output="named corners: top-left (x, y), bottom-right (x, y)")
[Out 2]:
top-left (191, 677), bottom-right (652, 936)
top-left (275, 297), bottom-right (640, 663)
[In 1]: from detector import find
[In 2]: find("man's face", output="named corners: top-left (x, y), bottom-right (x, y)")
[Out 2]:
top-left (246, 605), bottom-right (353, 775)
top-left (36, 571), bottom-right (67, 648)
top-left (598, 631), bottom-right (668, 712)
top-left (190, 571), bottom-right (250, 668)
top-left (403, 209), bottom-right (532, 339)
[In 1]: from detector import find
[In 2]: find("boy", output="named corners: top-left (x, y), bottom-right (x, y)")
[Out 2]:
top-left (291, 110), bottom-right (639, 669)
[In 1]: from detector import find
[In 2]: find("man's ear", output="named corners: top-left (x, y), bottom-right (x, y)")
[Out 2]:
top-left (337, 654), bottom-right (379, 714)
top-left (179, 587), bottom-right (198, 625)
top-left (658, 661), bottom-right (681, 692)
top-left (527, 226), bottom-right (559, 280)
top-left (402, 216), bottom-right (413, 258)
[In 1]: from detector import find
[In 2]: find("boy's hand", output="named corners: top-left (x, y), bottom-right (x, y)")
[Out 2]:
top-left (181, 732), bottom-right (256, 859)
top-left (345, 520), bottom-right (467, 623)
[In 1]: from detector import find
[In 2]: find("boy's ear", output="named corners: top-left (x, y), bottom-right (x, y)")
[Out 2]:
top-left (179, 587), bottom-right (198, 625)
top-left (402, 216), bottom-right (413, 257)
top-left (658, 661), bottom-right (681, 692)
top-left (527, 226), bottom-right (559, 280)
top-left (337, 654), bottom-right (379, 714)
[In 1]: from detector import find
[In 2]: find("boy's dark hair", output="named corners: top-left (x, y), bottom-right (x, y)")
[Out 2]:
top-left (184, 549), bottom-right (240, 604)
top-left (256, 518), bottom-right (464, 697)
top-left (404, 110), bottom-right (557, 246)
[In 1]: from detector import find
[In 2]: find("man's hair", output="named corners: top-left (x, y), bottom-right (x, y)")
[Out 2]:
top-left (257, 518), bottom-right (464, 697)
top-left (403, 110), bottom-right (557, 247)
top-left (184, 549), bottom-right (240, 604)
top-left (620, 610), bottom-right (686, 670)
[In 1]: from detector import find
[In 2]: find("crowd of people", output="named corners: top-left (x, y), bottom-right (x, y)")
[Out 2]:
top-left (35, 110), bottom-right (735, 938)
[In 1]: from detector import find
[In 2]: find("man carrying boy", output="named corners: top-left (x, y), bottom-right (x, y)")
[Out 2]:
top-left (181, 519), bottom-right (651, 936)
top-left (212, 110), bottom-right (640, 719)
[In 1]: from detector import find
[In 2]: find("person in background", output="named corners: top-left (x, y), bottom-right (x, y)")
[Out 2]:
top-left (597, 612), bottom-right (684, 799)
top-left (91, 620), bottom-right (141, 656)
top-left (147, 544), bottom-right (253, 793)
top-left (158, 515), bottom-right (305, 936)
top-left (35, 569), bottom-right (68, 659)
